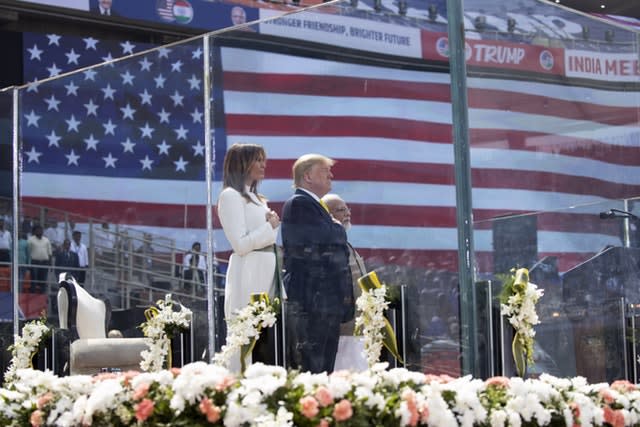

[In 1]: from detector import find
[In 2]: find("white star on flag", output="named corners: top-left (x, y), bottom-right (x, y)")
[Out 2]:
top-left (84, 99), bottom-right (99, 116)
top-left (66, 115), bottom-right (81, 132)
top-left (66, 149), bottom-right (80, 166)
top-left (84, 134), bottom-right (99, 150)
top-left (103, 153), bottom-right (118, 168)
top-left (140, 123), bottom-right (155, 139)
top-left (28, 44), bottom-right (43, 60)
top-left (174, 156), bottom-right (188, 172)
top-left (46, 130), bottom-right (61, 147)
top-left (65, 48), bottom-right (81, 65)
top-left (25, 110), bottom-right (41, 127)
top-left (120, 104), bottom-right (136, 120)
top-left (121, 138), bottom-right (136, 153)
top-left (140, 155), bottom-right (154, 171)
top-left (26, 147), bottom-right (42, 163)
top-left (44, 95), bottom-right (61, 111)
top-left (103, 119), bottom-right (117, 135)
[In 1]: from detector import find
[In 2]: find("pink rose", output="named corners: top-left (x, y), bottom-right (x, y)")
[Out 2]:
top-left (419, 403), bottom-right (430, 424)
top-left (199, 397), bottom-right (221, 423)
top-left (485, 376), bottom-right (510, 388)
top-left (315, 386), bottom-right (333, 407)
top-left (300, 396), bottom-right (320, 419)
top-left (37, 392), bottom-right (53, 409)
top-left (569, 401), bottom-right (580, 424)
top-left (599, 390), bottom-right (615, 404)
top-left (135, 398), bottom-right (155, 422)
top-left (92, 372), bottom-right (118, 383)
top-left (121, 370), bottom-right (140, 386)
top-left (401, 389), bottom-right (419, 427)
top-left (170, 367), bottom-right (182, 377)
top-left (316, 419), bottom-right (330, 427)
top-left (332, 399), bottom-right (353, 422)
top-left (133, 383), bottom-right (150, 400)
top-left (30, 409), bottom-right (43, 427)
top-left (603, 406), bottom-right (625, 427)
top-left (611, 380), bottom-right (635, 393)
top-left (216, 375), bottom-right (236, 391)
top-left (424, 374), bottom-right (454, 384)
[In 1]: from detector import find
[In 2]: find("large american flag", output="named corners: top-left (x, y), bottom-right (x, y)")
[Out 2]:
top-left (20, 31), bottom-right (640, 273)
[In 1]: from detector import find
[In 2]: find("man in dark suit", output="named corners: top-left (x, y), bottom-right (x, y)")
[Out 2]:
top-left (91, 0), bottom-right (117, 16)
top-left (281, 154), bottom-right (353, 373)
top-left (54, 238), bottom-right (79, 279)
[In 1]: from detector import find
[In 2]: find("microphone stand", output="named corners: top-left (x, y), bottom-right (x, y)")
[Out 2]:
top-left (623, 200), bottom-right (633, 248)
top-left (599, 202), bottom-right (639, 248)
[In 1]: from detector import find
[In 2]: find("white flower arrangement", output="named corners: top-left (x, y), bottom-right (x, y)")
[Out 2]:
top-left (2, 363), bottom-right (640, 426)
top-left (355, 285), bottom-right (389, 368)
top-left (355, 271), bottom-right (404, 368)
top-left (213, 295), bottom-right (278, 371)
top-left (140, 294), bottom-right (192, 372)
top-left (4, 316), bottom-right (50, 385)
top-left (499, 268), bottom-right (544, 378)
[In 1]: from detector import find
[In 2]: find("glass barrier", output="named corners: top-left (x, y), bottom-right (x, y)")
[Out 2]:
top-left (0, 88), bottom-right (15, 377)
top-left (8, 0), bottom-right (638, 380)
top-left (207, 0), bottom-right (460, 374)
top-left (16, 35), bottom-right (209, 374)
top-left (474, 197), bottom-right (640, 383)
top-left (462, 0), bottom-right (640, 380)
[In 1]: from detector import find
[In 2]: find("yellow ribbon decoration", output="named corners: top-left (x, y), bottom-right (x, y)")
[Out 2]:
top-left (511, 268), bottom-right (530, 378)
top-left (239, 292), bottom-right (272, 373)
top-left (357, 271), bottom-right (404, 364)
top-left (144, 306), bottom-right (173, 370)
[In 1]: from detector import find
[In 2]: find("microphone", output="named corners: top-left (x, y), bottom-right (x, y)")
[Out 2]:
top-left (598, 208), bottom-right (640, 221)
top-left (599, 210), bottom-right (616, 219)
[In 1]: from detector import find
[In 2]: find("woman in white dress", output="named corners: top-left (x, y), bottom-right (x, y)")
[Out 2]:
top-left (217, 143), bottom-right (280, 369)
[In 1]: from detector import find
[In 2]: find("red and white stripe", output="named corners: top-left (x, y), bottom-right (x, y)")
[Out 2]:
top-left (23, 45), bottom-right (640, 273)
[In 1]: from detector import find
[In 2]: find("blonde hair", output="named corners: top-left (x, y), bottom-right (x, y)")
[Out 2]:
top-left (292, 153), bottom-right (334, 187)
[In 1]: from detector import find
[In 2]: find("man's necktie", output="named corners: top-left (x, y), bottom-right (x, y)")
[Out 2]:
top-left (319, 199), bottom-right (330, 213)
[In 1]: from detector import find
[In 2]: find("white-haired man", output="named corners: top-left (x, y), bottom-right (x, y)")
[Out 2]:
top-left (321, 193), bottom-right (367, 371)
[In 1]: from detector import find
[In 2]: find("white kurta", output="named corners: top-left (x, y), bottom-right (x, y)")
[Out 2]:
top-left (217, 187), bottom-right (278, 319)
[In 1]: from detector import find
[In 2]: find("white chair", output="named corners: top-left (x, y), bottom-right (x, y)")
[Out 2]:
top-left (57, 273), bottom-right (148, 375)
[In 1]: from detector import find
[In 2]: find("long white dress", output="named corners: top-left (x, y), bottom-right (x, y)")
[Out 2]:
top-left (217, 186), bottom-right (278, 371)
top-left (217, 186), bottom-right (278, 317)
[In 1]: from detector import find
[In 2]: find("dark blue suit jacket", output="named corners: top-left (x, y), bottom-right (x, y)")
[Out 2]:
top-left (281, 189), bottom-right (352, 317)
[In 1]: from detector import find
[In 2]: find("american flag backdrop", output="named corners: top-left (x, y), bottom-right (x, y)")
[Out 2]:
top-left (19, 31), bottom-right (640, 272)
top-left (21, 32), bottom-right (212, 247)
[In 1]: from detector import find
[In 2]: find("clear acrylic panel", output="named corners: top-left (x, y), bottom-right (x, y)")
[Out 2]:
top-left (462, 0), bottom-right (639, 381)
top-left (0, 88), bottom-right (15, 377)
top-left (474, 198), bottom-right (640, 383)
top-left (17, 34), bottom-right (208, 374)
top-left (209, 0), bottom-right (459, 374)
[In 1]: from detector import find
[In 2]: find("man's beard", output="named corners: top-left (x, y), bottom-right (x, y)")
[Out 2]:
top-left (343, 221), bottom-right (351, 232)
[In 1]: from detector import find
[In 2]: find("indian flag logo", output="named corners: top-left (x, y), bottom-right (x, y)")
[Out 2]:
top-left (173, 0), bottom-right (193, 24)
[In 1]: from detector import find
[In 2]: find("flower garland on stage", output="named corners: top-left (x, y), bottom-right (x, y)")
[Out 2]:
top-left (140, 294), bottom-right (192, 372)
top-left (213, 293), bottom-right (279, 372)
top-left (1, 363), bottom-right (640, 426)
top-left (356, 271), bottom-right (403, 367)
top-left (499, 267), bottom-right (544, 378)
top-left (3, 315), bottom-right (50, 385)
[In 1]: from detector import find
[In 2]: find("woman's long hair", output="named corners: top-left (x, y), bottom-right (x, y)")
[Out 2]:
top-left (222, 143), bottom-right (266, 203)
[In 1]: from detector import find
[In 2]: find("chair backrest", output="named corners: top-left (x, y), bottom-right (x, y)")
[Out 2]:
top-left (57, 273), bottom-right (109, 339)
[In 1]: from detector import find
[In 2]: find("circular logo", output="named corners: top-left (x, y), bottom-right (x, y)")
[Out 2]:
top-left (435, 37), bottom-right (449, 58)
top-left (435, 37), bottom-right (473, 61)
top-left (539, 50), bottom-right (554, 70)
top-left (173, 0), bottom-right (194, 24)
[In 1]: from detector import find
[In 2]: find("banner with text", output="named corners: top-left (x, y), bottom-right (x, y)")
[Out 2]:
top-left (259, 9), bottom-right (423, 59)
top-left (565, 50), bottom-right (640, 82)
top-left (421, 31), bottom-right (566, 75)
